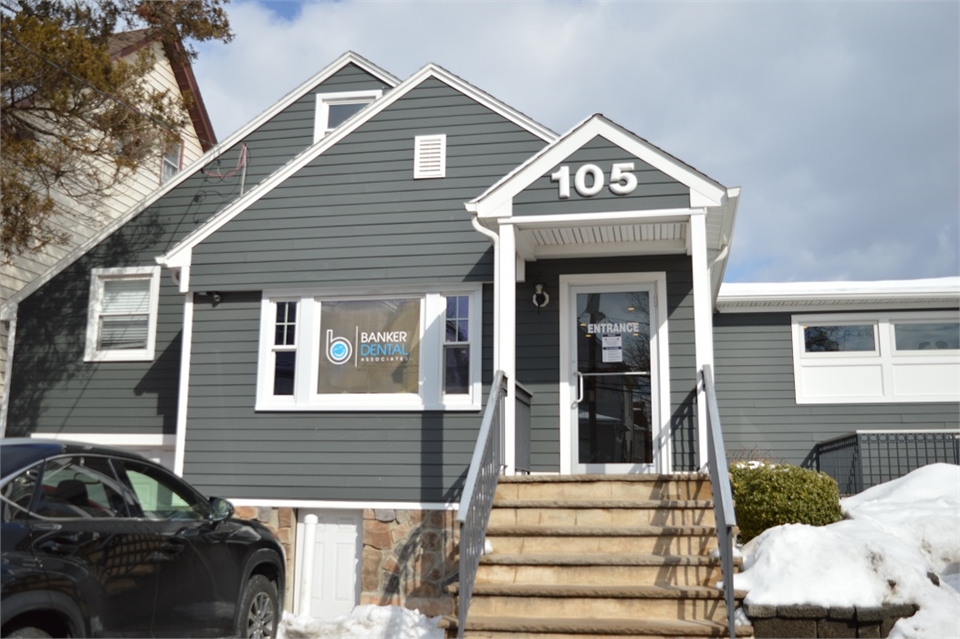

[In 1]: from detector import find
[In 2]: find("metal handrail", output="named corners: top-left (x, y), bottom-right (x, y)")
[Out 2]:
top-left (455, 371), bottom-right (508, 639)
top-left (702, 364), bottom-right (737, 639)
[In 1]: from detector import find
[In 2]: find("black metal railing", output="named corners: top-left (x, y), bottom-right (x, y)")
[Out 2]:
top-left (701, 364), bottom-right (737, 639)
top-left (455, 371), bottom-right (508, 639)
top-left (816, 430), bottom-right (960, 495)
top-left (514, 381), bottom-right (532, 474)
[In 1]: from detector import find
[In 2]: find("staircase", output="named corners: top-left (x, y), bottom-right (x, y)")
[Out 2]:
top-left (451, 473), bottom-right (751, 638)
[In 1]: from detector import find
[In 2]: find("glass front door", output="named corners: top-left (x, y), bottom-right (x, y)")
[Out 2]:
top-left (572, 286), bottom-right (656, 472)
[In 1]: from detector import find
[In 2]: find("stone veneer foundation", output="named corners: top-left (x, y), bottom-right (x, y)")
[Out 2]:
top-left (234, 506), bottom-right (458, 618)
top-left (234, 505), bottom-right (297, 609)
top-left (360, 508), bottom-right (459, 617)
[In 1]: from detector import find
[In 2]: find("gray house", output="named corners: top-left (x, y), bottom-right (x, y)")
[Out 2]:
top-left (2, 52), bottom-right (957, 624)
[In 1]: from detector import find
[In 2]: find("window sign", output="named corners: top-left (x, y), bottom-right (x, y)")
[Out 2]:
top-left (318, 299), bottom-right (421, 394)
top-left (601, 333), bottom-right (623, 363)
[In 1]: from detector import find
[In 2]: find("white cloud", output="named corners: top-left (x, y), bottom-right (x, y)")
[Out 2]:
top-left (192, 0), bottom-right (959, 283)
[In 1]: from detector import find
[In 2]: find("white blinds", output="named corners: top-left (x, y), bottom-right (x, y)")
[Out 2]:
top-left (99, 278), bottom-right (150, 350)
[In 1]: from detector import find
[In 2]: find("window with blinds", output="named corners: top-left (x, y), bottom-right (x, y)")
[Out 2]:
top-left (85, 267), bottom-right (160, 362)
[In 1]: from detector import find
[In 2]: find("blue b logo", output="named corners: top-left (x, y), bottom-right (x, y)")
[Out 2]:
top-left (326, 330), bottom-right (353, 365)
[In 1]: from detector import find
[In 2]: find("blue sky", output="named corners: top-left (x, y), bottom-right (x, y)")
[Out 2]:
top-left (191, 0), bottom-right (959, 284)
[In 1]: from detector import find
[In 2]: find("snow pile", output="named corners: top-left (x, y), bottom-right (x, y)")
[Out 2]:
top-left (734, 463), bottom-right (960, 639)
top-left (279, 605), bottom-right (444, 639)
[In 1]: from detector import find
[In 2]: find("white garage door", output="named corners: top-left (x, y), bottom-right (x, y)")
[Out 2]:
top-left (295, 509), bottom-right (362, 619)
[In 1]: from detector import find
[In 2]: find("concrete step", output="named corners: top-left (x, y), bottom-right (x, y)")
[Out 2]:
top-left (488, 500), bottom-right (717, 527)
top-left (466, 584), bottom-right (744, 624)
top-left (460, 616), bottom-right (753, 638)
top-left (495, 474), bottom-right (713, 502)
top-left (485, 525), bottom-right (719, 556)
top-left (476, 553), bottom-right (732, 587)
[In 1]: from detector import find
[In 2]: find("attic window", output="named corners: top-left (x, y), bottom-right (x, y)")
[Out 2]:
top-left (314, 90), bottom-right (382, 143)
top-left (414, 134), bottom-right (446, 179)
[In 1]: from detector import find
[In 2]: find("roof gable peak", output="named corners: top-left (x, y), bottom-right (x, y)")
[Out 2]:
top-left (470, 114), bottom-right (729, 216)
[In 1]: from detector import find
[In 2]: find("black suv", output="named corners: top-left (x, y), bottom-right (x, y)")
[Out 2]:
top-left (0, 439), bottom-right (285, 638)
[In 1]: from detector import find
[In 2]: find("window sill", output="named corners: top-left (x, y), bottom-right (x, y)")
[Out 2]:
top-left (84, 350), bottom-right (155, 363)
top-left (254, 399), bottom-right (481, 412)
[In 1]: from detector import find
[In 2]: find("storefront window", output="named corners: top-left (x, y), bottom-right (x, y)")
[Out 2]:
top-left (317, 299), bottom-right (421, 394)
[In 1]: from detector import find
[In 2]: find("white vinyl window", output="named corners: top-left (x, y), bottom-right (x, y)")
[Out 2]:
top-left (256, 286), bottom-right (481, 411)
top-left (792, 312), bottom-right (960, 404)
top-left (161, 141), bottom-right (182, 184)
top-left (85, 267), bottom-right (160, 362)
top-left (313, 90), bottom-right (382, 143)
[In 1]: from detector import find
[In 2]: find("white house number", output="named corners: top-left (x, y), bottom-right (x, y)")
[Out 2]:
top-left (550, 163), bottom-right (637, 199)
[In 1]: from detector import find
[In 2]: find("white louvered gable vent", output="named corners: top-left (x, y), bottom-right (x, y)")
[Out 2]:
top-left (414, 134), bottom-right (446, 179)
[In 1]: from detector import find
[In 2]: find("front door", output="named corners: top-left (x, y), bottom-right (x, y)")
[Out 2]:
top-left (560, 275), bottom-right (667, 474)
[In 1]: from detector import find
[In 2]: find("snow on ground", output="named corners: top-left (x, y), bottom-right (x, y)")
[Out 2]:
top-left (278, 605), bottom-right (444, 639)
top-left (734, 463), bottom-right (960, 639)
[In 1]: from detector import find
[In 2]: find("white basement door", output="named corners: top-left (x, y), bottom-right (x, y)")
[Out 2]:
top-left (296, 509), bottom-right (362, 619)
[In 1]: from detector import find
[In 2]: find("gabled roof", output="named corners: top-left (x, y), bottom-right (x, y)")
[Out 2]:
top-left (108, 29), bottom-right (217, 151)
top-left (467, 114), bottom-right (731, 217)
top-left (156, 62), bottom-right (558, 282)
top-left (0, 52), bottom-right (400, 318)
top-left (717, 277), bottom-right (960, 313)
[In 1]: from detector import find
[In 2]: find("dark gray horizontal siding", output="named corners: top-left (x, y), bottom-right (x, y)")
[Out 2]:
top-left (6, 65), bottom-right (389, 439)
top-left (515, 255), bottom-right (697, 473)
top-left (513, 135), bottom-right (690, 217)
top-left (713, 312), bottom-right (960, 466)
top-left (181, 289), bottom-right (492, 503)
top-left (189, 77), bottom-right (547, 291)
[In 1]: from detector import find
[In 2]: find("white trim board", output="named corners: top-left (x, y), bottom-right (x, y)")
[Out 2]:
top-left (0, 52), bottom-right (399, 315)
top-left (227, 499), bottom-right (458, 510)
top-left (28, 433), bottom-right (176, 447)
top-left (157, 63), bottom-right (557, 272)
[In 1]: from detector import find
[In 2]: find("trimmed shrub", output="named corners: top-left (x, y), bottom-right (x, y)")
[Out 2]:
top-left (729, 463), bottom-right (842, 543)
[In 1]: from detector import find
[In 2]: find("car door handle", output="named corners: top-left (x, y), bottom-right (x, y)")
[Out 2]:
top-left (38, 539), bottom-right (79, 555)
top-left (160, 540), bottom-right (185, 555)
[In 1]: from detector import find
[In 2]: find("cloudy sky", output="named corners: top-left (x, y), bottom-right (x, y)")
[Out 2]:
top-left (191, 1), bottom-right (959, 284)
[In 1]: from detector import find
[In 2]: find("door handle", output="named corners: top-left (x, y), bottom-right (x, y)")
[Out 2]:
top-left (38, 539), bottom-right (79, 555)
top-left (575, 371), bottom-right (584, 404)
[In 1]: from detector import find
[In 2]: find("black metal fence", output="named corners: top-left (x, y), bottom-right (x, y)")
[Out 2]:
top-left (816, 430), bottom-right (960, 495)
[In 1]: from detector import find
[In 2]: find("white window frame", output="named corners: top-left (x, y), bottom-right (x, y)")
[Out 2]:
top-left (792, 311), bottom-right (960, 404)
top-left (161, 140), bottom-right (182, 184)
top-left (313, 90), bottom-right (383, 143)
top-left (84, 266), bottom-right (161, 362)
top-left (255, 285), bottom-right (482, 411)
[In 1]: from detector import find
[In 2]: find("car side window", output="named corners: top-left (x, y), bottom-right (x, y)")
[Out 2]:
top-left (117, 461), bottom-right (206, 521)
top-left (1, 466), bottom-right (39, 522)
top-left (34, 456), bottom-right (126, 519)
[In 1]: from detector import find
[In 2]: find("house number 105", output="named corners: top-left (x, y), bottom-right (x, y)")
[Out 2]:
top-left (550, 163), bottom-right (637, 199)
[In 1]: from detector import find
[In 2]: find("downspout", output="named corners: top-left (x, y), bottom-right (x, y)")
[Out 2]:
top-left (0, 307), bottom-right (17, 437)
top-left (469, 207), bottom-right (500, 371)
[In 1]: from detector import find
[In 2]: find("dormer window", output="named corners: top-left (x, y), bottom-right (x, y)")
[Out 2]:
top-left (314, 90), bottom-right (382, 143)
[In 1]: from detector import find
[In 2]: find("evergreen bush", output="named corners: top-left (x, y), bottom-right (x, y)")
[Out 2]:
top-left (728, 462), bottom-right (842, 543)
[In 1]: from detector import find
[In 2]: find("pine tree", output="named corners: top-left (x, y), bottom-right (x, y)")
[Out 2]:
top-left (1, 0), bottom-right (232, 258)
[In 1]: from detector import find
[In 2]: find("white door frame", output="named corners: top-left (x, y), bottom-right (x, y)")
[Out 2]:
top-left (559, 272), bottom-right (672, 474)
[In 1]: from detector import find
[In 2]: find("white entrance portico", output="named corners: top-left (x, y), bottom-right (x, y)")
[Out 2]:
top-left (466, 115), bottom-right (740, 474)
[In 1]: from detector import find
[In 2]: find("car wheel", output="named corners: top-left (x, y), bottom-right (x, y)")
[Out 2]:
top-left (236, 575), bottom-right (279, 639)
top-left (6, 627), bottom-right (53, 639)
